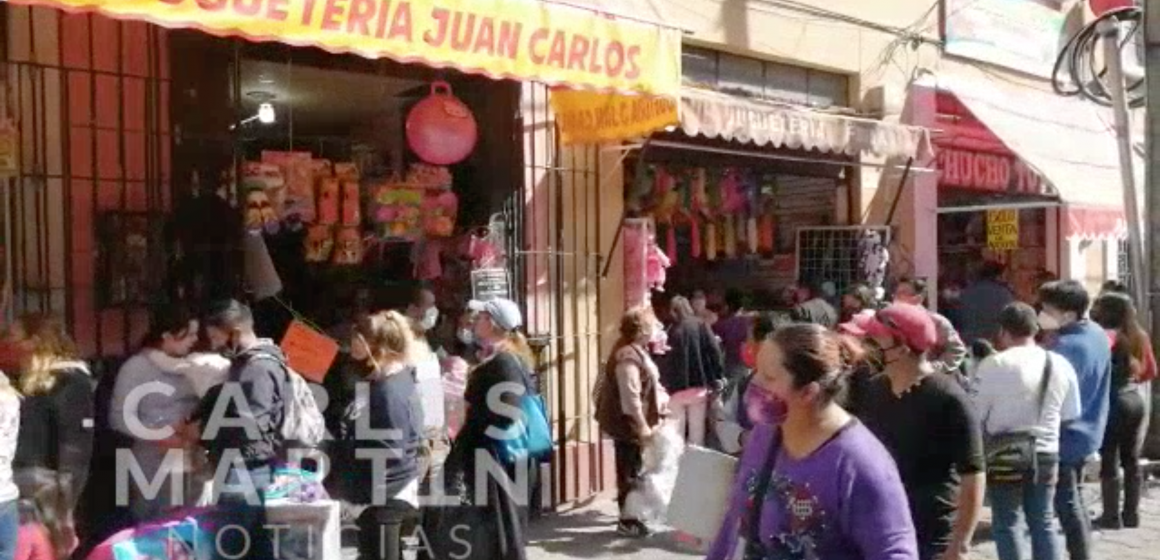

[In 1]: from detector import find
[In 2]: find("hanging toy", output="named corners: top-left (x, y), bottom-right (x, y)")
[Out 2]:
top-left (244, 187), bottom-right (280, 235)
top-left (406, 81), bottom-right (478, 165)
top-left (723, 215), bottom-right (737, 258)
top-left (422, 190), bottom-right (459, 237)
top-left (705, 220), bottom-right (718, 261)
top-left (317, 178), bottom-right (340, 226)
top-left (340, 181), bottom-right (361, 226)
top-left (747, 216), bottom-right (759, 254)
top-left (303, 224), bottom-right (334, 263)
top-left (332, 227), bottom-right (365, 266)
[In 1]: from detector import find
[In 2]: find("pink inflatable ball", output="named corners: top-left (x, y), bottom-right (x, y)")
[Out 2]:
top-left (406, 82), bottom-right (478, 165)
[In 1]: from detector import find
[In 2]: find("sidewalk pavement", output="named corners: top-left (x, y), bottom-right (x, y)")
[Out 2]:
top-left (527, 486), bottom-right (1160, 560)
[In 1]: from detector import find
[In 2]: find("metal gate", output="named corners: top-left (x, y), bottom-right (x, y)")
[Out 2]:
top-left (512, 83), bottom-right (614, 507)
top-left (2, 6), bottom-right (171, 365)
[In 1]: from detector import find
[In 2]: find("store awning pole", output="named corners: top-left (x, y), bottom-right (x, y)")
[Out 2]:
top-left (883, 157), bottom-right (914, 226)
top-left (936, 201), bottom-right (1062, 214)
top-left (601, 138), bottom-right (651, 279)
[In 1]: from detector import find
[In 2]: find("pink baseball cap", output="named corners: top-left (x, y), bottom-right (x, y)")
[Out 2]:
top-left (850, 303), bottom-right (939, 353)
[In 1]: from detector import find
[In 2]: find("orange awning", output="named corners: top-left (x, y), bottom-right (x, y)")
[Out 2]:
top-left (11, 0), bottom-right (683, 97)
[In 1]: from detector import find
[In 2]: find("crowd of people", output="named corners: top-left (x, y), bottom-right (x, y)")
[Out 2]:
top-left (599, 269), bottom-right (1155, 560)
top-left (0, 290), bottom-right (544, 560)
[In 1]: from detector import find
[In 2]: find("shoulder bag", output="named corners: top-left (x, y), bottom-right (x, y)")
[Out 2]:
top-left (983, 351), bottom-right (1053, 485)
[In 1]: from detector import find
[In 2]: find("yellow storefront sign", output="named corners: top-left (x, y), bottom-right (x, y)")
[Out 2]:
top-left (550, 89), bottom-right (678, 145)
top-left (986, 208), bottom-right (1019, 251)
top-left (15, 0), bottom-right (682, 97)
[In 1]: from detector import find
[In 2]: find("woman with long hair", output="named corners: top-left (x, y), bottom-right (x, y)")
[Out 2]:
top-left (1091, 292), bottom-right (1154, 529)
top-left (439, 297), bottom-right (536, 560)
top-left (660, 296), bottom-right (725, 447)
top-left (107, 305), bottom-right (200, 523)
top-left (6, 314), bottom-right (93, 559)
top-left (706, 323), bottom-right (917, 560)
top-left (340, 310), bottom-right (424, 560)
top-left (594, 306), bottom-right (669, 537)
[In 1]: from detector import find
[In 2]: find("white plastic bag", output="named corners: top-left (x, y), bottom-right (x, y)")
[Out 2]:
top-left (623, 422), bottom-right (683, 523)
top-left (667, 444), bottom-right (737, 542)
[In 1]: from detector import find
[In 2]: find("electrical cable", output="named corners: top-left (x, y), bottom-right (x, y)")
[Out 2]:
top-left (1052, 6), bottom-right (1145, 108)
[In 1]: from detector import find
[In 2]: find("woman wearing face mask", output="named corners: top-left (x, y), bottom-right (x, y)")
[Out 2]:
top-left (713, 312), bottom-right (789, 455)
top-left (340, 311), bottom-right (424, 560)
top-left (706, 323), bottom-right (917, 560)
top-left (6, 315), bottom-right (93, 560)
top-left (848, 304), bottom-right (985, 560)
top-left (408, 318), bottom-right (448, 493)
top-left (440, 298), bottom-right (536, 560)
top-left (594, 307), bottom-right (670, 537)
top-left (107, 306), bottom-right (202, 524)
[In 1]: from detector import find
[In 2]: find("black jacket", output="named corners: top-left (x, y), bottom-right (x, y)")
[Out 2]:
top-left (13, 362), bottom-right (95, 507)
top-left (660, 318), bottom-right (726, 394)
top-left (196, 341), bottom-right (287, 466)
top-left (337, 366), bottom-right (422, 505)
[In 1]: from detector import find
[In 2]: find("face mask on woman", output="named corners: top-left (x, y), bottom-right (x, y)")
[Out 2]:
top-left (745, 381), bottom-right (786, 426)
top-left (457, 328), bottom-right (475, 346)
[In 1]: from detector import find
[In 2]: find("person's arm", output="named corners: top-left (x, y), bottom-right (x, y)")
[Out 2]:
top-left (1139, 338), bottom-right (1157, 382)
top-left (54, 371), bottom-right (95, 508)
top-left (615, 360), bottom-right (652, 438)
top-left (944, 390), bottom-right (986, 560)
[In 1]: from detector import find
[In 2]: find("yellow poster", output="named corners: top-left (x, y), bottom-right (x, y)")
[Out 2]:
top-left (986, 208), bottom-right (1019, 250)
top-left (0, 119), bottom-right (17, 178)
top-left (14, 0), bottom-right (682, 97)
top-left (550, 89), bottom-right (678, 145)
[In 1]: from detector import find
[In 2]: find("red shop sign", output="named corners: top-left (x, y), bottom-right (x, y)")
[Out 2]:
top-left (937, 147), bottom-right (1045, 195)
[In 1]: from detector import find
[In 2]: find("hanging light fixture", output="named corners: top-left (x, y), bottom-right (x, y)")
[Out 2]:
top-left (258, 102), bottom-right (276, 124)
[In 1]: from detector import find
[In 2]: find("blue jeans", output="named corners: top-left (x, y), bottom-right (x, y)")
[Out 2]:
top-left (989, 458), bottom-right (1059, 560)
top-left (1055, 462), bottom-right (1091, 560)
top-left (0, 499), bottom-right (17, 560)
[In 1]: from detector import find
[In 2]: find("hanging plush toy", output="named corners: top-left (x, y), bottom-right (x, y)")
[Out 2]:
top-left (317, 178), bottom-right (340, 226)
top-left (422, 190), bottom-right (459, 237)
top-left (244, 188), bottom-right (280, 235)
top-left (332, 227), bottom-right (365, 265)
top-left (303, 224), bottom-right (334, 263)
top-left (340, 181), bottom-right (361, 226)
top-left (858, 230), bottom-right (890, 297)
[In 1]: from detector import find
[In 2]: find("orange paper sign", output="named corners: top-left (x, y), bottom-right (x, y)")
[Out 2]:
top-left (280, 320), bottom-right (339, 383)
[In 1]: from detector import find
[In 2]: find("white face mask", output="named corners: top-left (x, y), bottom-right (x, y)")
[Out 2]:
top-left (458, 328), bottom-right (475, 345)
top-left (1038, 310), bottom-right (1062, 331)
top-left (419, 307), bottom-right (439, 332)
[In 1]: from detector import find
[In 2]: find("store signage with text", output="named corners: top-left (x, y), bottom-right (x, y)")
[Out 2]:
top-left (986, 209), bottom-right (1019, 251)
top-left (937, 147), bottom-right (1044, 194)
top-left (17, 0), bottom-right (682, 97)
top-left (550, 89), bottom-right (678, 145)
top-left (944, 0), bottom-right (1066, 78)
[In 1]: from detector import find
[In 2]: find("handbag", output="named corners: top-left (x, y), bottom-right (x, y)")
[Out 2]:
top-left (491, 368), bottom-right (553, 464)
top-left (983, 350), bottom-right (1053, 484)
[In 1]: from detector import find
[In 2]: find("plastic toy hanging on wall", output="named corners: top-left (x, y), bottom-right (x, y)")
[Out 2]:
top-left (406, 81), bottom-right (478, 165)
top-left (370, 185), bottom-right (425, 240)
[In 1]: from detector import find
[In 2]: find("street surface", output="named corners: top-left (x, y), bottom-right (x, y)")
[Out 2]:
top-left (526, 484), bottom-right (1160, 560)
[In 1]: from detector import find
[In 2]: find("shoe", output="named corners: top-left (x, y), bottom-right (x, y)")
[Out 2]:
top-left (1123, 474), bottom-right (1142, 528)
top-left (616, 520), bottom-right (652, 538)
top-left (1096, 478), bottom-right (1123, 530)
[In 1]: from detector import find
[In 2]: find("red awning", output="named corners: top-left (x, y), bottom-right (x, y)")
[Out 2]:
top-left (1066, 206), bottom-right (1126, 242)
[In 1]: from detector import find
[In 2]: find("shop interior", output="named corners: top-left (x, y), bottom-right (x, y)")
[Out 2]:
top-left (936, 188), bottom-right (1051, 303)
top-left (623, 132), bottom-right (846, 309)
top-left (166, 34), bottom-right (521, 341)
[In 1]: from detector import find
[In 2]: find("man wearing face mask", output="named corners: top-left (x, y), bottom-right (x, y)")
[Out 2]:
top-left (407, 288), bottom-right (440, 334)
top-left (1037, 280), bottom-right (1111, 560)
top-left (195, 299), bottom-right (287, 560)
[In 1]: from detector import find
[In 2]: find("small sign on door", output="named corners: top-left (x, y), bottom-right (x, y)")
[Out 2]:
top-left (471, 268), bottom-right (511, 302)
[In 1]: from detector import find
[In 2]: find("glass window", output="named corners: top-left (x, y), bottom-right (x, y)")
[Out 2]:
top-left (763, 62), bottom-right (809, 105)
top-left (717, 53), bottom-right (764, 98)
top-left (807, 71), bottom-right (848, 108)
top-left (682, 47), bottom-right (718, 88)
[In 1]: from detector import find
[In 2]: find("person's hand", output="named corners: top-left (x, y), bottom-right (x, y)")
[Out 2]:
top-left (638, 427), bottom-right (655, 441)
top-left (938, 544), bottom-right (970, 560)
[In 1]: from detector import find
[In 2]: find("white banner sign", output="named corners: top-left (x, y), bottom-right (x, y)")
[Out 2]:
top-left (944, 0), bottom-right (1068, 78)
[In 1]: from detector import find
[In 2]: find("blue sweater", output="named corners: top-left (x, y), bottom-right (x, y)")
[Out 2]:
top-left (1050, 321), bottom-right (1112, 464)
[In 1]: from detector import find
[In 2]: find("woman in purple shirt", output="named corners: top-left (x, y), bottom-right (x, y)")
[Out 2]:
top-left (706, 323), bottom-right (918, 560)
